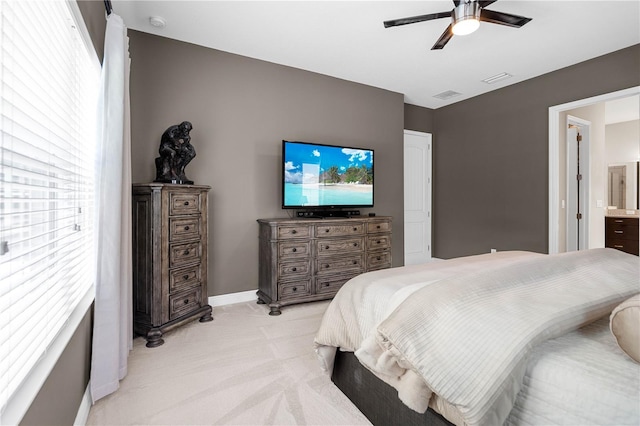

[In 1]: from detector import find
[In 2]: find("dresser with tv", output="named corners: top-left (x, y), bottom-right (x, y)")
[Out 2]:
top-left (257, 216), bottom-right (392, 315)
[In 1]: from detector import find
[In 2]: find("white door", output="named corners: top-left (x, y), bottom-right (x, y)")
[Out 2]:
top-left (404, 130), bottom-right (432, 264)
top-left (566, 117), bottom-right (590, 251)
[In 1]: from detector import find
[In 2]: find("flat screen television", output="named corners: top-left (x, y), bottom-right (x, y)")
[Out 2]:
top-left (282, 140), bottom-right (374, 209)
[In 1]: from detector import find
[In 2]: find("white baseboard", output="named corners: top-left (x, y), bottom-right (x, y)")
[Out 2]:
top-left (74, 383), bottom-right (92, 426)
top-left (208, 289), bottom-right (258, 307)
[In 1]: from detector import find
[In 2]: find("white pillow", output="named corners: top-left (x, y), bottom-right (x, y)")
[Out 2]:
top-left (610, 294), bottom-right (640, 364)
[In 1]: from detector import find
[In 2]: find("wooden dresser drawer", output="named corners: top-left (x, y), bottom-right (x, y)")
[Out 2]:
top-left (169, 264), bottom-right (202, 293)
top-left (316, 223), bottom-right (364, 238)
top-left (606, 218), bottom-right (639, 241)
top-left (315, 254), bottom-right (364, 276)
top-left (278, 280), bottom-right (312, 300)
top-left (606, 239), bottom-right (639, 256)
top-left (169, 241), bottom-right (201, 267)
top-left (367, 251), bottom-right (392, 270)
top-left (169, 192), bottom-right (201, 215)
top-left (278, 241), bottom-right (310, 258)
top-left (367, 220), bottom-right (392, 233)
top-left (169, 287), bottom-right (203, 321)
top-left (316, 274), bottom-right (357, 295)
top-left (316, 237), bottom-right (364, 255)
top-left (367, 235), bottom-right (391, 251)
top-left (277, 225), bottom-right (312, 239)
top-left (169, 217), bottom-right (201, 241)
top-left (278, 260), bottom-right (311, 278)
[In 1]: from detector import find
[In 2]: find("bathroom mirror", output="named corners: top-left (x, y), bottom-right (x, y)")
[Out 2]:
top-left (608, 161), bottom-right (639, 210)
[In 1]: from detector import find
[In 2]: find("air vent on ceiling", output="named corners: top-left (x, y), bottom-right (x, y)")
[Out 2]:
top-left (482, 72), bottom-right (513, 84)
top-left (433, 90), bottom-right (461, 100)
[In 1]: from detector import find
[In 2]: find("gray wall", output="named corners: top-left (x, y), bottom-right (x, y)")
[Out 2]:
top-left (20, 309), bottom-right (93, 426)
top-left (404, 103), bottom-right (435, 134)
top-left (127, 31), bottom-right (405, 297)
top-left (429, 44), bottom-right (640, 258)
top-left (77, 0), bottom-right (106, 62)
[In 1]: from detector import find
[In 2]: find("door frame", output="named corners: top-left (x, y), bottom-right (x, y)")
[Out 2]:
top-left (565, 115), bottom-right (591, 251)
top-left (548, 86), bottom-right (640, 254)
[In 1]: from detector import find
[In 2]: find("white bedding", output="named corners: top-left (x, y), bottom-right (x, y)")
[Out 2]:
top-left (505, 317), bottom-right (640, 426)
top-left (314, 248), bottom-right (640, 426)
top-left (314, 250), bottom-right (542, 372)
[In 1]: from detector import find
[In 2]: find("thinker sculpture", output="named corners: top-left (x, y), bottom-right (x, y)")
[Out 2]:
top-left (154, 121), bottom-right (196, 184)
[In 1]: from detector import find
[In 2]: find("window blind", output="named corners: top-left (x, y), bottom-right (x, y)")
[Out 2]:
top-left (0, 0), bottom-right (99, 413)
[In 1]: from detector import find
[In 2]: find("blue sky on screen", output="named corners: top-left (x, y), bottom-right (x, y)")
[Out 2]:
top-left (284, 141), bottom-right (373, 183)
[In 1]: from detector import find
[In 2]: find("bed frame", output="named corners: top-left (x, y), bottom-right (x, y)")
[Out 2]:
top-left (331, 350), bottom-right (454, 426)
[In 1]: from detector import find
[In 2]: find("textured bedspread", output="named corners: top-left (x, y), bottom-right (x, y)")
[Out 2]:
top-left (505, 317), bottom-right (640, 425)
top-left (314, 251), bottom-right (542, 372)
top-left (314, 248), bottom-right (640, 426)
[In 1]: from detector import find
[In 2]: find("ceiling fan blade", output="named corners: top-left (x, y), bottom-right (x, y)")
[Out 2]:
top-left (478, 1), bottom-right (498, 8)
top-left (384, 11), bottom-right (452, 28)
top-left (480, 9), bottom-right (532, 28)
top-left (431, 24), bottom-right (454, 50)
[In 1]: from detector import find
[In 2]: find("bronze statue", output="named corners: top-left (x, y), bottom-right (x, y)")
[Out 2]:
top-left (154, 121), bottom-right (196, 184)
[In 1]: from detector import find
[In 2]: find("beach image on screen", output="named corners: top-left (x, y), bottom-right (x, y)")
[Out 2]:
top-left (284, 142), bottom-right (373, 207)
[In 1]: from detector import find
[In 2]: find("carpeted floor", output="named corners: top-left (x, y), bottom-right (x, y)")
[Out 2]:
top-left (87, 300), bottom-right (370, 425)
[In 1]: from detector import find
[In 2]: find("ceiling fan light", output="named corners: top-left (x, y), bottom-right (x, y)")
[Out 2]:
top-left (452, 18), bottom-right (480, 35)
top-left (452, 2), bottom-right (481, 36)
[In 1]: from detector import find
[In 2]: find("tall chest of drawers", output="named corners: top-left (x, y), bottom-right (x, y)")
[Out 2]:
top-left (605, 216), bottom-right (639, 256)
top-left (257, 216), bottom-right (392, 315)
top-left (132, 183), bottom-right (212, 347)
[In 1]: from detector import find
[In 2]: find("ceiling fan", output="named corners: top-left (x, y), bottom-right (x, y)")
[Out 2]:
top-left (384, 0), bottom-right (532, 50)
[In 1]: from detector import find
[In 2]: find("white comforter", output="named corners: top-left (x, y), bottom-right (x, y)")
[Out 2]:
top-left (314, 248), bottom-right (640, 426)
top-left (505, 317), bottom-right (640, 426)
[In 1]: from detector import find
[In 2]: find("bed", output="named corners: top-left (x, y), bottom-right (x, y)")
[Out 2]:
top-left (314, 248), bottom-right (640, 426)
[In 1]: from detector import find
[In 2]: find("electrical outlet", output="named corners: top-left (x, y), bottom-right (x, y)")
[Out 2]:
top-left (491, 248), bottom-right (497, 253)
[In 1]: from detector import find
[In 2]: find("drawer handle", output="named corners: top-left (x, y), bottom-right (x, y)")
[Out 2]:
top-left (292, 230), bottom-right (297, 234)
top-left (377, 256), bottom-right (381, 260)
top-left (184, 226), bottom-right (190, 231)
top-left (377, 240), bottom-right (381, 244)
top-left (184, 249), bottom-right (190, 255)
top-left (292, 267), bottom-right (297, 272)
top-left (353, 227), bottom-right (357, 231)
top-left (377, 225), bottom-right (381, 229)
top-left (614, 245), bottom-right (624, 248)
top-left (325, 245), bottom-right (330, 249)
top-left (324, 283), bottom-right (330, 287)
top-left (353, 243), bottom-right (358, 247)
top-left (325, 229), bottom-right (330, 233)
top-left (184, 201), bottom-right (189, 206)
top-left (615, 230), bottom-right (624, 234)
top-left (325, 264), bottom-right (330, 268)
top-left (292, 247), bottom-right (297, 253)
top-left (352, 260), bottom-right (357, 264)
top-left (292, 287), bottom-right (297, 292)
top-left (615, 220), bottom-right (623, 223)
top-left (184, 299), bottom-right (189, 304)
top-left (183, 274), bottom-right (189, 280)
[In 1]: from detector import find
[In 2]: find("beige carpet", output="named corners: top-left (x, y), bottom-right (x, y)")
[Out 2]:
top-left (87, 300), bottom-right (371, 425)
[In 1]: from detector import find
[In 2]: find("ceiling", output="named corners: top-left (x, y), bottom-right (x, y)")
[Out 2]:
top-left (605, 95), bottom-right (640, 124)
top-left (112, 1), bottom-right (640, 109)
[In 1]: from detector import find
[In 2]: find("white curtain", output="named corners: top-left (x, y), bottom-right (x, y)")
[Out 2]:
top-left (90, 13), bottom-right (133, 403)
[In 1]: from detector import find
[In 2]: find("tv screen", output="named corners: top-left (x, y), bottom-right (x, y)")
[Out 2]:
top-left (282, 140), bottom-right (374, 209)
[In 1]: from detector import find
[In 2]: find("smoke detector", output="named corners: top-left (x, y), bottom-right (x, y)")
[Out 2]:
top-left (149, 16), bottom-right (166, 29)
